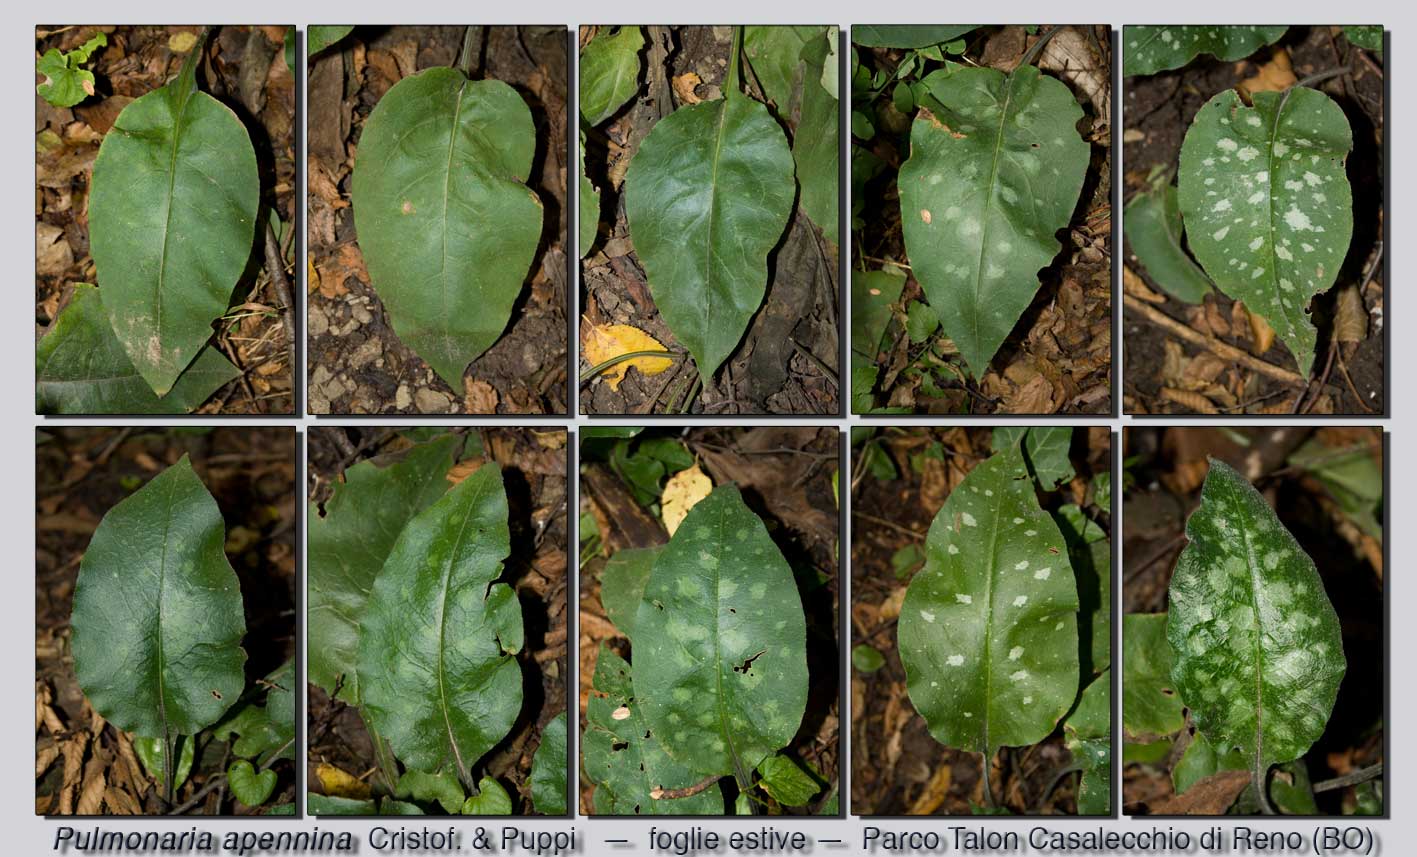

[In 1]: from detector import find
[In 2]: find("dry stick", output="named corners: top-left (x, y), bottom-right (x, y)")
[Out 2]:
top-left (262, 221), bottom-right (297, 380)
top-left (649, 775), bottom-right (721, 801)
top-left (1123, 294), bottom-right (1305, 387)
top-left (1312, 762), bottom-right (1383, 794)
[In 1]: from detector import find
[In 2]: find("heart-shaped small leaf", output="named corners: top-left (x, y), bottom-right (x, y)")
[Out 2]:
top-left (227, 760), bottom-right (277, 807)
top-left (461, 776), bottom-right (513, 815)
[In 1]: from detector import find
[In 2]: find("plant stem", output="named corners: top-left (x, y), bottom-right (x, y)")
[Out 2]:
top-left (456, 26), bottom-right (479, 77)
top-left (1313, 762), bottom-right (1384, 793)
top-left (726, 26), bottom-right (744, 96)
top-left (1018, 26), bottom-right (1063, 70)
top-left (578, 350), bottom-right (679, 385)
top-left (362, 710), bottom-right (402, 795)
top-left (163, 731), bottom-right (176, 805)
top-left (981, 751), bottom-right (996, 808)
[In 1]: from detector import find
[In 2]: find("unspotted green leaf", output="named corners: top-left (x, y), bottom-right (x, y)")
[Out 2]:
top-left (531, 712), bottom-right (568, 815)
top-left (581, 27), bottom-right (645, 126)
top-left (352, 69), bottom-right (543, 388)
top-left (1124, 176), bottom-right (1213, 304)
top-left (227, 760), bottom-right (277, 807)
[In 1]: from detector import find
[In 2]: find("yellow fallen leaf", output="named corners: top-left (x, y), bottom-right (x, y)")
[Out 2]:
top-left (316, 763), bottom-right (371, 800)
top-left (661, 464), bottom-right (712, 536)
top-left (672, 72), bottom-right (703, 105)
top-left (168, 31), bottom-right (199, 53)
top-left (581, 321), bottom-right (674, 390)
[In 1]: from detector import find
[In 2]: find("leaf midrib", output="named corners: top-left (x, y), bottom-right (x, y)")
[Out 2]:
top-left (980, 464), bottom-right (1006, 758)
top-left (434, 474), bottom-right (490, 785)
top-left (1261, 93), bottom-right (1299, 341)
top-left (700, 98), bottom-right (732, 370)
top-left (154, 467), bottom-right (177, 751)
top-left (969, 72), bottom-right (1017, 371)
top-left (709, 497), bottom-right (745, 779)
top-left (152, 85), bottom-right (196, 380)
top-left (438, 79), bottom-right (470, 373)
top-left (1236, 486), bottom-right (1268, 791)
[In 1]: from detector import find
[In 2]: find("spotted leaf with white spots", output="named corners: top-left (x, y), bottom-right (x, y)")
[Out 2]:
top-left (1166, 459), bottom-right (1345, 802)
top-left (1122, 26), bottom-right (1288, 77)
top-left (356, 462), bottom-right (524, 789)
top-left (899, 65), bottom-right (1089, 378)
top-left (631, 484), bottom-right (808, 779)
top-left (899, 442), bottom-right (1080, 756)
top-left (583, 646), bottom-right (724, 815)
top-left (1177, 87), bottom-right (1353, 375)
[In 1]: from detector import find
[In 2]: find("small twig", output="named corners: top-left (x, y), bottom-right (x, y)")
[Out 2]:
top-left (852, 509), bottom-right (926, 540)
top-left (650, 775), bottom-right (721, 801)
top-left (1313, 762), bottom-right (1383, 793)
top-left (1124, 294), bottom-right (1306, 386)
top-left (791, 338), bottom-right (838, 389)
top-left (1124, 531), bottom-right (1188, 584)
top-left (1019, 26), bottom-right (1064, 69)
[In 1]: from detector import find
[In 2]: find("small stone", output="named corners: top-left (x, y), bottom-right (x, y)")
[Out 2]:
top-left (349, 338), bottom-right (381, 369)
top-left (415, 388), bottom-right (452, 413)
top-left (308, 304), bottom-right (329, 337)
top-left (395, 383), bottom-right (412, 410)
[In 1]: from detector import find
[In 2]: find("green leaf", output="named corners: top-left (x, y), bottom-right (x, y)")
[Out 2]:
top-left (579, 129), bottom-right (601, 256)
top-left (850, 361), bottom-right (878, 414)
top-left (1023, 427), bottom-right (1075, 491)
top-left (1177, 87), bottom-right (1353, 374)
top-left (461, 777), bottom-right (513, 815)
top-left (396, 769), bottom-right (465, 814)
top-left (380, 799), bottom-right (426, 815)
top-left (599, 546), bottom-right (662, 640)
top-left (36, 32), bottom-right (106, 107)
top-left (851, 269), bottom-right (907, 358)
top-left (1122, 613), bottom-right (1185, 738)
top-left (1167, 459), bottom-right (1345, 798)
top-left (625, 48), bottom-right (796, 382)
top-left (631, 485), bottom-right (808, 778)
top-left (133, 735), bottom-right (195, 792)
top-left (357, 463), bottom-right (524, 788)
top-left (1344, 26), bottom-right (1383, 55)
top-left (352, 68), bottom-right (543, 389)
top-left (583, 645), bottom-right (724, 815)
top-left (899, 444), bottom-right (1080, 757)
top-left (37, 284), bottom-right (238, 414)
top-left (795, 29), bottom-right (841, 245)
top-left (227, 760), bottom-right (277, 807)
top-left (852, 26), bottom-right (979, 49)
top-left (1288, 436), bottom-right (1382, 537)
top-left (309, 794), bottom-right (376, 815)
top-left (1063, 672), bottom-right (1111, 815)
top-left (1123, 739), bottom-right (1171, 766)
top-left (581, 26), bottom-right (644, 125)
top-left (531, 712), bottom-right (568, 815)
top-left (891, 543), bottom-right (926, 580)
top-left (900, 65), bottom-right (1089, 377)
top-left (71, 456), bottom-right (246, 740)
top-left (309, 25), bottom-right (355, 57)
top-left (583, 427), bottom-right (644, 440)
top-left (309, 435), bottom-right (459, 702)
top-left (756, 753), bottom-right (821, 806)
top-left (1123, 26), bottom-right (1288, 77)
top-left (1172, 731), bottom-right (1245, 795)
top-left (1123, 176), bottom-right (1213, 303)
top-left (742, 26), bottom-right (817, 116)
top-left (905, 300), bottom-right (939, 344)
top-left (88, 35), bottom-right (260, 395)
top-left (852, 644), bottom-right (886, 673)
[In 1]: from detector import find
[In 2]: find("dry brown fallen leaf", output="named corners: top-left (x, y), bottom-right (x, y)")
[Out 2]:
top-left (1148, 769), bottom-right (1250, 815)
top-left (446, 457), bottom-right (486, 486)
top-left (1334, 284), bottom-right (1369, 343)
top-left (672, 72), bottom-right (703, 105)
top-left (1161, 387), bottom-right (1219, 414)
top-left (1123, 266), bottom-right (1166, 303)
top-left (1239, 49), bottom-right (1296, 95)
top-left (1239, 302), bottom-right (1275, 354)
top-left (464, 378), bottom-right (499, 414)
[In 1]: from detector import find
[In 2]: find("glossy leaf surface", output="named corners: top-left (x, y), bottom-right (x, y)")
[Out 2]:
top-left (1123, 177), bottom-right (1213, 304)
top-left (308, 435), bottom-right (459, 702)
top-left (631, 485), bottom-right (808, 777)
top-left (1122, 612), bottom-right (1185, 738)
top-left (583, 646), bottom-right (724, 815)
top-left (352, 68), bottom-right (543, 388)
top-left (794, 30), bottom-right (840, 245)
top-left (461, 777), bottom-right (513, 815)
top-left (1123, 26), bottom-right (1288, 77)
top-left (899, 65), bottom-right (1088, 377)
top-left (899, 444), bottom-right (1079, 755)
top-left (580, 26), bottom-right (644, 126)
top-left (88, 43), bottom-right (259, 395)
top-left (227, 760), bottom-right (277, 806)
top-left (357, 463), bottom-right (524, 786)
top-left (530, 712), bottom-right (568, 815)
top-left (1167, 459), bottom-right (1345, 777)
top-left (1177, 87), bottom-right (1353, 374)
top-left (71, 456), bottom-right (247, 738)
top-left (396, 769), bottom-right (464, 814)
top-left (625, 75), bottom-right (795, 382)
top-left (37, 284), bottom-right (237, 414)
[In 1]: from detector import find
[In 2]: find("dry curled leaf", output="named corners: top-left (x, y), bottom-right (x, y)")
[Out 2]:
top-left (1333, 284), bottom-right (1368, 343)
top-left (1161, 387), bottom-right (1219, 414)
top-left (581, 321), bottom-right (674, 390)
top-left (1240, 302), bottom-right (1276, 354)
top-left (672, 72), bottom-right (703, 105)
top-left (315, 762), bottom-right (371, 800)
top-left (660, 464), bottom-right (712, 536)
